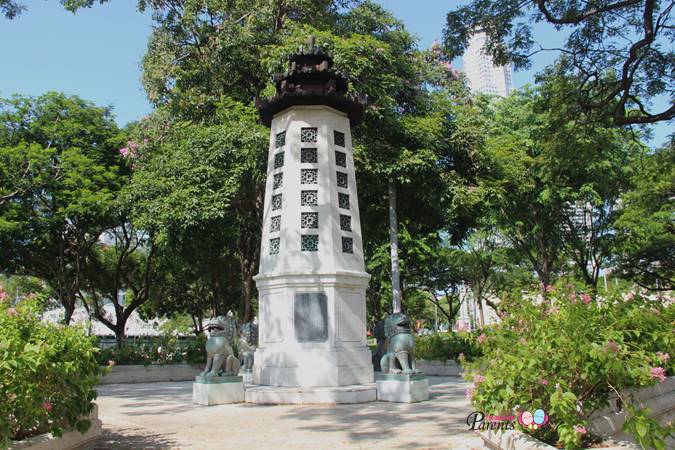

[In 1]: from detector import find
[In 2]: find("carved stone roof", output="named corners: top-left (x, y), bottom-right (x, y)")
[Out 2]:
top-left (256, 35), bottom-right (365, 127)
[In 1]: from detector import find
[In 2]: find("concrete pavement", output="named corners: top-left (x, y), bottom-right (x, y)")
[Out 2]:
top-left (90, 376), bottom-right (485, 449)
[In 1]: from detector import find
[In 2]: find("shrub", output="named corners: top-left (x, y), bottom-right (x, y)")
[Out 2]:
top-left (463, 287), bottom-right (674, 449)
top-left (0, 295), bottom-right (100, 447)
top-left (96, 334), bottom-right (206, 366)
top-left (415, 332), bottom-right (482, 362)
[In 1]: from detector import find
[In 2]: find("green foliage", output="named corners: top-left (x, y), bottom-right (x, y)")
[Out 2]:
top-left (476, 80), bottom-right (645, 288)
top-left (126, 100), bottom-right (267, 320)
top-left (415, 332), bottom-right (482, 362)
top-left (0, 297), bottom-right (100, 446)
top-left (96, 335), bottom-right (206, 366)
top-left (0, 92), bottom-right (123, 323)
top-left (443, 0), bottom-right (674, 125)
top-left (613, 142), bottom-right (674, 291)
top-left (464, 287), bottom-right (674, 449)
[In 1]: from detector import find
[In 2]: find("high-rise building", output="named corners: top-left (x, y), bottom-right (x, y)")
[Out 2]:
top-left (463, 32), bottom-right (513, 96)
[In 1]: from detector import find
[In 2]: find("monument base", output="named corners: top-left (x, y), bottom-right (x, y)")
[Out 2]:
top-left (239, 371), bottom-right (253, 384)
top-left (193, 376), bottom-right (244, 405)
top-left (376, 374), bottom-right (429, 403)
top-left (245, 383), bottom-right (376, 404)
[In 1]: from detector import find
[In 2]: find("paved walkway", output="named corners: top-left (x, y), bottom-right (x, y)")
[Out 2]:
top-left (91, 377), bottom-right (485, 449)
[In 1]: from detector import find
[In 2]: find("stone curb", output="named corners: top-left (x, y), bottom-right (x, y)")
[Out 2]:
top-left (476, 428), bottom-right (637, 450)
top-left (98, 363), bottom-right (202, 384)
top-left (416, 359), bottom-right (463, 376)
top-left (9, 404), bottom-right (101, 450)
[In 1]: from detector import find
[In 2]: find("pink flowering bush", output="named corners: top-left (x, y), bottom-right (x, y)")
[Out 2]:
top-left (464, 287), bottom-right (673, 449)
top-left (0, 297), bottom-right (101, 446)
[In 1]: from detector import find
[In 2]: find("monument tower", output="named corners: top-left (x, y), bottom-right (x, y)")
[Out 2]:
top-left (248, 36), bottom-right (375, 403)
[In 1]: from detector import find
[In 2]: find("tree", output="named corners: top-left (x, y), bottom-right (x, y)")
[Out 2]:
top-left (443, 0), bottom-right (675, 125)
top-left (613, 139), bottom-right (674, 290)
top-left (0, 92), bottom-right (123, 324)
top-left (0, 0), bottom-right (109, 19)
top-left (408, 243), bottom-right (469, 326)
top-left (476, 78), bottom-right (646, 290)
top-left (125, 100), bottom-right (267, 322)
top-left (81, 221), bottom-right (158, 347)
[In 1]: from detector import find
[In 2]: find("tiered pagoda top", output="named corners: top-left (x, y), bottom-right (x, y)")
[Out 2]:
top-left (256, 36), bottom-right (365, 127)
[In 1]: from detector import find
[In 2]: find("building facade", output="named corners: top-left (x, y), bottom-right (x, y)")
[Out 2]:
top-left (463, 32), bottom-right (514, 97)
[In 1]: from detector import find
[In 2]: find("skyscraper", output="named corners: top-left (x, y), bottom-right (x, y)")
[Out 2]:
top-left (463, 32), bottom-right (513, 97)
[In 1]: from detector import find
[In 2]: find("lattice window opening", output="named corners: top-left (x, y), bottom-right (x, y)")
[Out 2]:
top-left (301, 212), bottom-right (319, 229)
top-left (336, 171), bottom-right (348, 189)
top-left (301, 148), bottom-right (318, 163)
top-left (274, 152), bottom-right (284, 169)
top-left (273, 173), bottom-right (283, 190)
top-left (270, 215), bottom-right (281, 233)
top-left (342, 237), bottom-right (354, 254)
top-left (335, 151), bottom-right (347, 168)
top-left (301, 234), bottom-right (319, 252)
top-left (301, 169), bottom-right (318, 184)
top-left (269, 238), bottom-right (280, 255)
top-left (272, 194), bottom-right (282, 211)
top-left (340, 214), bottom-right (351, 231)
top-left (301, 190), bottom-right (318, 207)
top-left (275, 131), bottom-right (286, 148)
top-left (334, 130), bottom-right (345, 147)
top-left (301, 127), bottom-right (318, 143)
top-left (338, 193), bottom-right (350, 209)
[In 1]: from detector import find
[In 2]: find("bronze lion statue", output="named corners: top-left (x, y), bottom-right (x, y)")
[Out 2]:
top-left (380, 312), bottom-right (419, 374)
top-left (201, 316), bottom-right (240, 377)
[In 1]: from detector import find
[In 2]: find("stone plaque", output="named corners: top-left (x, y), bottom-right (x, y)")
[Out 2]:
top-left (294, 293), bottom-right (328, 342)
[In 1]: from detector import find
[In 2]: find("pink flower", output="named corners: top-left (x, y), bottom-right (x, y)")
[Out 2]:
top-left (7, 308), bottom-right (17, 317)
top-left (457, 322), bottom-right (470, 332)
top-left (108, 360), bottom-right (116, 367)
top-left (0, 289), bottom-right (7, 302)
top-left (497, 310), bottom-right (507, 319)
top-left (574, 425), bottom-right (587, 434)
top-left (544, 284), bottom-right (555, 293)
top-left (581, 294), bottom-right (592, 304)
top-left (42, 401), bottom-right (52, 412)
top-left (539, 378), bottom-right (549, 386)
top-left (465, 387), bottom-right (475, 401)
top-left (656, 352), bottom-right (670, 363)
top-left (547, 306), bottom-right (560, 315)
top-left (604, 341), bottom-right (620, 353)
top-left (625, 292), bottom-right (636, 301)
top-left (650, 367), bottom-right (666, 383)
top-left (569, 293), bottom-right (577, 303)
top-left (119, 147), bottom-right (130, 157)
top-left (477, 333), bottom-right (487, 343)
top-left (473, 374), bottom-right (485, 384)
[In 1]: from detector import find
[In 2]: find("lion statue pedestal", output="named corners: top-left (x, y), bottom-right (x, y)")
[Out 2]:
top-left (193, 316), bottom-right (245, 405)
top-left (375, 313), bottom-right (429, 403)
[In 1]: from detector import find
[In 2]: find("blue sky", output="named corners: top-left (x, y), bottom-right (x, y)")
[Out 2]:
top-left (0, 1), bottom-right (670, 145)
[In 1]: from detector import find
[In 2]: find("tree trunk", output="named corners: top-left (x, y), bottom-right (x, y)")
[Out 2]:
top-left (63, 301), bottom-right (75, 326)
top-left (115, 321), bottom-right (126, 349)
top-left (388, 179), bottom-right (402, 314)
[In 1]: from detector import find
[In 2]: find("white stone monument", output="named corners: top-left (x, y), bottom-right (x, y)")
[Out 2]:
top-left (246, 36), bottom-right (375, 404)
